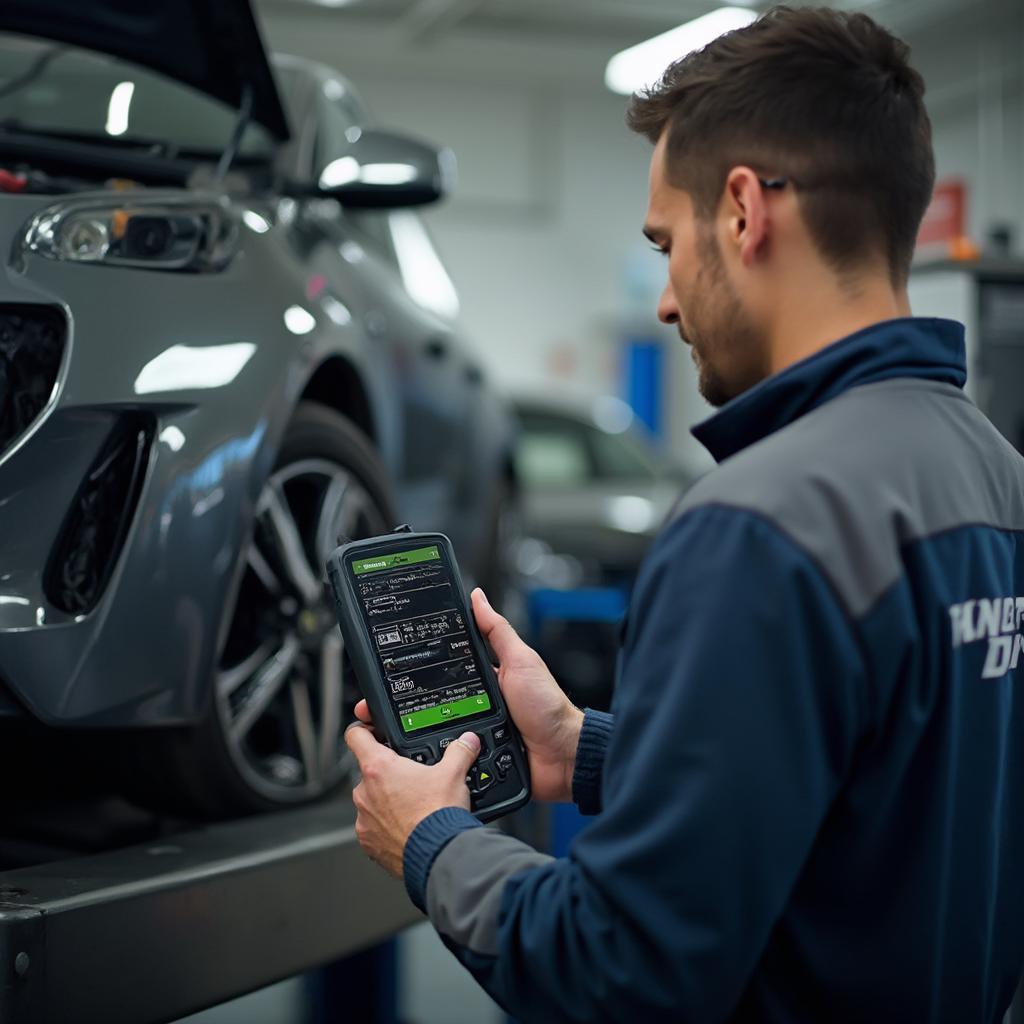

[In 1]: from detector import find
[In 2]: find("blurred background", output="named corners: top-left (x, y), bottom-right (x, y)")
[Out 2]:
top-left (258, 0), bottom-right (1024, 462)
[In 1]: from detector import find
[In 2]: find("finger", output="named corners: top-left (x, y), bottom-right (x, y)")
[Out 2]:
top-left (344, 722), bottom-right (386, 768)
top-left (440, 730), bottom-right (481, 780)
top-left (354, 699), bottom-right (373, 724)
top-left (472, 589), bottom-right (530, 667)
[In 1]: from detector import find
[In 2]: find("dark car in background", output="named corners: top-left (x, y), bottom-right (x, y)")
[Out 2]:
top-left (510, 397), bottom-right (693, 711)
top-left (0, 2), bottom-right (515, 817)
top-left (512, 396), bottom-right (692, 589)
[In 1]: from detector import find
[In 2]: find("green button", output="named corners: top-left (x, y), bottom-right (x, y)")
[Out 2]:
top-left (400, 692), bottom-right (492, 733)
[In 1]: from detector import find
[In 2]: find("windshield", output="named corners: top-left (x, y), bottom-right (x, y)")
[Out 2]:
top-left (0, 34), bottom-right (276, 158)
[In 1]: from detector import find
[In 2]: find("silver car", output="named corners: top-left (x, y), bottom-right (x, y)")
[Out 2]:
top-left (0, 3), bottom-right (515, 816)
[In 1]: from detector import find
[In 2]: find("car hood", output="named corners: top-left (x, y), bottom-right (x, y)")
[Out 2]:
top-left (0, 0), bottom-right (289, 140)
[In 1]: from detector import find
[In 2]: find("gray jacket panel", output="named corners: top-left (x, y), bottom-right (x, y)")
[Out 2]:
top-left (678, 379), bottom-right (1024, 618)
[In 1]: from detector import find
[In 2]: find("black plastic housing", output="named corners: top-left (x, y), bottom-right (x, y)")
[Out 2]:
top-left (326, 531), bottom-right (530, 823)
top-left (0, 304), bottom-right (66, 459)
top-left (45, 414), bottom-right (153, 615)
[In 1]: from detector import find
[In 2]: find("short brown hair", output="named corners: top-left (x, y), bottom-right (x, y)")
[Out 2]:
top-left (627, 5), bottom-right (934, 284)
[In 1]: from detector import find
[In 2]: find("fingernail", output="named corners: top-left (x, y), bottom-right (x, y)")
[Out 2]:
top-left (456, 731), bottom-right (480, 753)
top-left (476, 588), bottom-right (490, 608)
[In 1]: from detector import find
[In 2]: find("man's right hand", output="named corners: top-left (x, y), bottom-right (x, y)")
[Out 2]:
top-left (352, 588), bottom-right (584, 804)
top-left (469, 588), bottom-right (584, 804)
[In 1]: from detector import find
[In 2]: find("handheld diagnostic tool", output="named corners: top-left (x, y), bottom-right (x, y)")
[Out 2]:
top-left (326, 529), bottom-right (530, 822)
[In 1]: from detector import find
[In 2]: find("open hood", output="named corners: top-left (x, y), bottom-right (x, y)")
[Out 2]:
top-left (0, 0), bottom-right (289, 140)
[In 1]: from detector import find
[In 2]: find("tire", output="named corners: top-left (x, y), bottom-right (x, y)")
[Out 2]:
top-left (127, 402), bottom-right (396, 818)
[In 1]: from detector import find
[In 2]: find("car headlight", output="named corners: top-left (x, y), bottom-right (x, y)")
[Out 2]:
top-left (18, 193), bottom-right (238, 272)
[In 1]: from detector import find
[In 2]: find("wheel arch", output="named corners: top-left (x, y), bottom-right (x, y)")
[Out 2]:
top-left (299, 356), bottom-right (377, 444)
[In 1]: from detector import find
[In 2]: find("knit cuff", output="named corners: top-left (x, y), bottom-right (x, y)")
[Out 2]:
top-left (571, 708), bottom-right (615, 815)
top-left (403, 806), bottom-right (483, 911)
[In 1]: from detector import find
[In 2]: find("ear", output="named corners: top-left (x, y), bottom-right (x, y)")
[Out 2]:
top-left (722, 166), bottom-right (768, 267)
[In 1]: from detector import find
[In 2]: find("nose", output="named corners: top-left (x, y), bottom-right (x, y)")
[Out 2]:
top-left (657, 281), bottom-right (679, 325)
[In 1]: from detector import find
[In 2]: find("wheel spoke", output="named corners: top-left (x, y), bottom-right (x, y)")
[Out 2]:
top-left (247, 544), bottom-right (281, 596)
top-left (315, 471), bottom-right (353, 565)
top-left (290, 678), bottom-right (320, 787)
top-left (318, 632), bottom-right (344, 777)
top-left (258, 483), bottom-right (322, 605)
top-left (217, 640), bottom-right (277, 699)
top-left (231, 636), bottom-right (300, 740)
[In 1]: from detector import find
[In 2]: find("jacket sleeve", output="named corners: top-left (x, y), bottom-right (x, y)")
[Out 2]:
top-left (403, 505), bottom-right (868, 1024)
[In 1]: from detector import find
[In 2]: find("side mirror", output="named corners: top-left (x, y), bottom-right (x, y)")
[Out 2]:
top-left (315, 129), bottom-right (456, 208)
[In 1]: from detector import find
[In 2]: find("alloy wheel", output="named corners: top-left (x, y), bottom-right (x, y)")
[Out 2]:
top-left (216, 457), bottom-right (388, 803)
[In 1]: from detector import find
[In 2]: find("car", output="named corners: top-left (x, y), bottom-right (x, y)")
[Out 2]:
top-left (0, 1), bottom-right (516, 817)
top-left (512, 396), bottom-right (693, 589)
top-left (508, 397), bottom-right (694, 711)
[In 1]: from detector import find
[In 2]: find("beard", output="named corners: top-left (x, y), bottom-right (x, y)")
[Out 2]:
top-left (679, 229), bottom-right (766, 408)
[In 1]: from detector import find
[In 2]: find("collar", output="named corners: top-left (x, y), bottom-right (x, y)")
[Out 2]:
top-left (691, 317), bottom-right (967, 463)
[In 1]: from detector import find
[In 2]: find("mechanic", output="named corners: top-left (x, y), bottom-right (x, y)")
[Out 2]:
top-left (344, 6), bottom-right (1024, 1022)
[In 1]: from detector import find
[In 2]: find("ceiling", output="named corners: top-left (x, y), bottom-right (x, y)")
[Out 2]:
top-left (255, 0), bottom-right (1024, 92)
top-left (257, 0), bottom-right (1018, 46)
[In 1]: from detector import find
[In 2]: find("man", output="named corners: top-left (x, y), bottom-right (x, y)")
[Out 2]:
top-left (345, 6), bottom-right (1024, 1021)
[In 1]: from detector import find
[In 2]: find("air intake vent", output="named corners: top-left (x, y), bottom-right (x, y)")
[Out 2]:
top-left (0, 305), bottom-right (66, 458)
top-left (45, 415), bottom-right (154, 616)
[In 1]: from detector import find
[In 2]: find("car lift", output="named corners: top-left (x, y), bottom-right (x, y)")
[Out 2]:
top-left (0, 795), bottom-right (420, 1023)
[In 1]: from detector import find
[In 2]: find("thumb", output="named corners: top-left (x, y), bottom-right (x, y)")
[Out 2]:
top-left (472, 588), bottom-right (531, 667)
top-left (441, 730), bottom-right (481, 780)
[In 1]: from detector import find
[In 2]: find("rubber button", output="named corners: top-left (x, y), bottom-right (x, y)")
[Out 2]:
top-left (466, 763), bottom-right (496, 794)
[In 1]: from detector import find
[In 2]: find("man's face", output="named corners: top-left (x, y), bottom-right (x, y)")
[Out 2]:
top-left (644, 136), bottom-right (767, 407)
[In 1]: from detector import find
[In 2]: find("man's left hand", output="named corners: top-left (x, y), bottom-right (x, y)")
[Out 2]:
top-left (345, 724), bottom-right (481, 878)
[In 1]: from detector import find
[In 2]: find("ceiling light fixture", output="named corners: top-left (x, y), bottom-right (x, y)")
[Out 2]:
top-left (105, 81), bottom-right (135, 136)
top-left (605, 7), bottom-right (758, 96)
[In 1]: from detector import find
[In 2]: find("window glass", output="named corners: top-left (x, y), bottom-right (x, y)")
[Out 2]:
top-left (515, 432), bottom-right (589, 488)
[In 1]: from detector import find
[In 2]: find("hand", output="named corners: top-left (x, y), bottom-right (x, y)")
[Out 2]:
top-left (345, 723), bottom-right (481, 878)
top-left (471, 588), bottom-right (584, 803)
top-left (350, 589), bottom-right (585, 804)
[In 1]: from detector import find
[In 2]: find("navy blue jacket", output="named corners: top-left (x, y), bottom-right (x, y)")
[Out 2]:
top-left (404, 318), bottom-right (1024, 1022)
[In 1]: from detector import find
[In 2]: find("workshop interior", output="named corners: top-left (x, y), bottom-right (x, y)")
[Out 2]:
top-left (0, 0), bottom-right (1021, 1021)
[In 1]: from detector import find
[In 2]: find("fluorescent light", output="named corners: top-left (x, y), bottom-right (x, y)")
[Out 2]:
top-left (318, 157), bottom-right (418, 189)
top-left (389, 212), bottom-right (460, 319)
top-left (607, 496), bottom-right (655, 534)
top-left (319, 156), bottom-right (360, 189)
top-left (359, 163), bottom-right (417, 186)
top-left (159, 425), bottom-right (187, 452)
top-left (243, 210), bottom-right (271, 234)
top-left (605, 8), bottom-right (758, 96)
top-left (322, 296), bottom-right (353, 326)
top-left (284, 305), bottom-right (317, 335)
top-left (134, 343), bottom-right (256, 394)
top-left (105, 81), bottom-right (135, 136)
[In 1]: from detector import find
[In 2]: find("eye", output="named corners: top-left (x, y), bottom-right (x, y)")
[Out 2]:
top-left (650, 245), bottom-right (669, 258)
